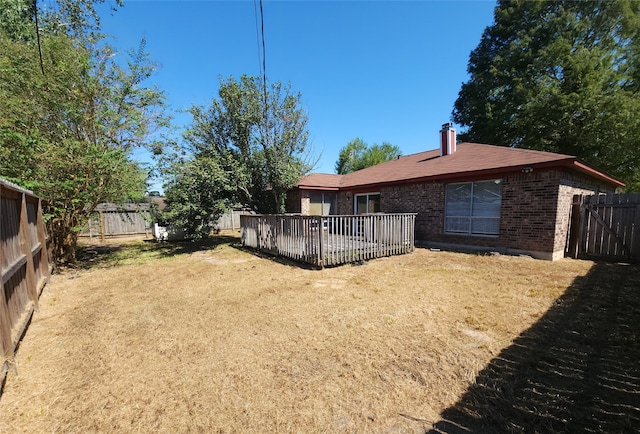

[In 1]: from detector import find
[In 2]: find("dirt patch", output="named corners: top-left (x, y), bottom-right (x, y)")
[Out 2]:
top-left (1, 236), bottom-right (636, 433)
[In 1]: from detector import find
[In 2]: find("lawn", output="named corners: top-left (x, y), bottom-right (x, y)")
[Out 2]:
top-left (1, 234), bottom-right (638, 433)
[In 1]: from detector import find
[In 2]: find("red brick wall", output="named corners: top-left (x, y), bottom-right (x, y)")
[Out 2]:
top-left (377, 169), bottom-right (615, 260)
top-left (285, 190), bottom-right (302, 213)
top-left (337, 191), bottom-right (354, 215)
top-left (290, 169), bottom-right (615, 259)
top-left (499, 170), bottom-right (562, 256)
top-left (554, 171), bottom-right (610, 254)
top-left (285, 189), bottom-right (310, 214)
top-left (381, 182), bottom-right (445, 241)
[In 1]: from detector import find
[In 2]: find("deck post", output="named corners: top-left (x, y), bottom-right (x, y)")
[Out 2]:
top-left (317, 216), bottom-right (324, 267)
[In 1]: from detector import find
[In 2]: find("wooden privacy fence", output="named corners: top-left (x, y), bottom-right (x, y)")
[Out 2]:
top-left (81, 203), bottom-right (152, 240)
top-left (213, 208), bottom-right (253, 231)
top-left (241, 213), bottom-right (416, 267)
top-left (568, 193), bottom-right (640, 262)
top-left (82, 204), bottom-right (252, 241)
top-left (1, 179), bottom-right (50, 379)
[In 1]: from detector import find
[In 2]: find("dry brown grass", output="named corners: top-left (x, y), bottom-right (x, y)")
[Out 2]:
top-left (0, 234), bottom-right (596, 433)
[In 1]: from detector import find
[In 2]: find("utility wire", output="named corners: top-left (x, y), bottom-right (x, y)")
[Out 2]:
top-left (253, 0), bottom-right (263, 79)
top-left (34, 0), bottom-right (45, 75)
top-left (259, 0), bottom-right (267, 112)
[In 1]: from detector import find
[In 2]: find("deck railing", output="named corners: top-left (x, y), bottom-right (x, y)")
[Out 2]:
top-left (240, 213), bottom-right (416, 267)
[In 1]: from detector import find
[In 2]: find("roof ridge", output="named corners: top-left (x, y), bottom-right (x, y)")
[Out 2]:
top-left (296, 142), bottom-right (620, 190)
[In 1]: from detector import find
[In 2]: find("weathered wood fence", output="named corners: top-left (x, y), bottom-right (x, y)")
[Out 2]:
top-left (82, 204), bottom-right (252, 241)
top-left (81, 203), bottom-right (152, 240)
top-left (213, 208), bottom-right (253, 232)
top-left (1, 179), bottom-right (50, 380)
top-left (568, 193), bottom-right (640, 262)
top-left (241, 214), bottom-right (416, 267)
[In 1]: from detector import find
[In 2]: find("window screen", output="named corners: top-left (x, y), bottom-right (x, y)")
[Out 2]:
top-left (355, 193), bottom-right (380, 214)
top-left (309, 192), bottom-right (337, 216)
top-left (445, 180), bottom-right (501, 235)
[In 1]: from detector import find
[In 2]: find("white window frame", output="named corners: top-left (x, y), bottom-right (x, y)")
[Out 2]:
top-left (354, 192), bottom-right (380, 214)
top-left (445, 180), bottom-right (502, 236)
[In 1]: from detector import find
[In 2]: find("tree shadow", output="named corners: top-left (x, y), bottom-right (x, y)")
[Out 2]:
top-left (73, 235), bottom-right (241, 270)
top-left (231, 244), bottom-right (321, 270)
top-left (428, 261), bottom-right (640, 433)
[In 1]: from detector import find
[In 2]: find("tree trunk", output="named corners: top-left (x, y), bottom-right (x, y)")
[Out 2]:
top-left (48, 221), bottom-right (78, 265)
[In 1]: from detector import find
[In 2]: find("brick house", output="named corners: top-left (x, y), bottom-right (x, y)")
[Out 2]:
top-left (286, 124), bottom-right (624, 260)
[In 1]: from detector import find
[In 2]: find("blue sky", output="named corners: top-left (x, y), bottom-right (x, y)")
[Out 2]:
top-left (98, 0), bottom-right (498, 191)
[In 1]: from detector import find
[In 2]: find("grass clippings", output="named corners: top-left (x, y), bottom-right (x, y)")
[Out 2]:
top-left (1, 234), bottom-right (638, 433)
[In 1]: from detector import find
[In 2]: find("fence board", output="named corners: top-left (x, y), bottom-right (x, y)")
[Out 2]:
top-left (0, 179), bottom-right (50, 382)
top-left (81, 204), bottom-right (152, 239)
top-left (241, 214), bottom-right (416, 267)
top-left (568, 193), bottom-right (640, 262)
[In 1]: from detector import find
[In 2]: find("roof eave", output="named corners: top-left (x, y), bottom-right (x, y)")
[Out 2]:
top-left (565, 160), bottom-right (625, 187)
top-left (295, 185), bottom-right (341, 191)
top-left (339, 159), bottom-right (625, 191)
top-left (295, 153), bottom-right (625, 192)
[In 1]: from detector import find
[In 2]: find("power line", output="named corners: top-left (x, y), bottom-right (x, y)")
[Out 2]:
top-left (253, 0), bottom-right (262, 79)
top-left (34, 0), bottom-right (45, 75)
top-left (259, 0), bottom-right (267, 111)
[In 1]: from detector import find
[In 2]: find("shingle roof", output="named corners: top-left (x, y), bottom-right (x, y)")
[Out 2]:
top-left (298, 143), bottom-right (624, 189)
top-left (297, 172), bottom-right (342, 189)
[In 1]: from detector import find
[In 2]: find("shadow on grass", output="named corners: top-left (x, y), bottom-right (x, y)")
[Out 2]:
top-left (74, 235), bottom-right (240, 270)
top-left (428, 261), bottom-right (640, 433)
top-left (231, 243), bottom-right (321, 270)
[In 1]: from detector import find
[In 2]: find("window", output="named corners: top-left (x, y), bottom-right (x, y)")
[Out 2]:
top-left (445, 180), bottom-right (502, 235)
top-left (309, 192), bottom-right (337, 215)
top-left (354, 193), bottom-right (380, 214)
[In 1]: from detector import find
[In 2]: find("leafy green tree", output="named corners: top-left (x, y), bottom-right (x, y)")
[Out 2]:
top-left (335, 139), bottom-right (401, 174)
top-left (162, 75), bottom-right (312, 237)
top-left (453, 0), bottom-right (640, 190)
top-left (0, 0), bottom-right (169, 263)
top-left (161, 155), bottom-right (240, 237)
top-left (0, 0), bottom-right (35, 41)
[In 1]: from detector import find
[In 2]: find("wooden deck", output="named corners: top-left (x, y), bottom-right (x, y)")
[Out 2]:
top-left (240, 214), bottom-right (416, 267)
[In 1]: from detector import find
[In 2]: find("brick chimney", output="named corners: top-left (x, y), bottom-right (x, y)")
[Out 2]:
top-left (440, 122), bottom-right (456, 156)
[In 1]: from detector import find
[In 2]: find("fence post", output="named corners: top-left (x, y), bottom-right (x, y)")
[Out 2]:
top-left (635, 204), bottom-right (640, 259)
top-left (0, 290), bottom-right (12, 368)
top-left (257, 215), bottom-right (263, 251)
top-left (567, 195), bottom-right (583, 259)
top-left (19, 194), bottom-right (38, 311)
top-left (35, 196), bottom-right (50, 292)
top-left (99, 210), bottom-right (106, 243)
top-left (0, 184), bottom-right (13, 361)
